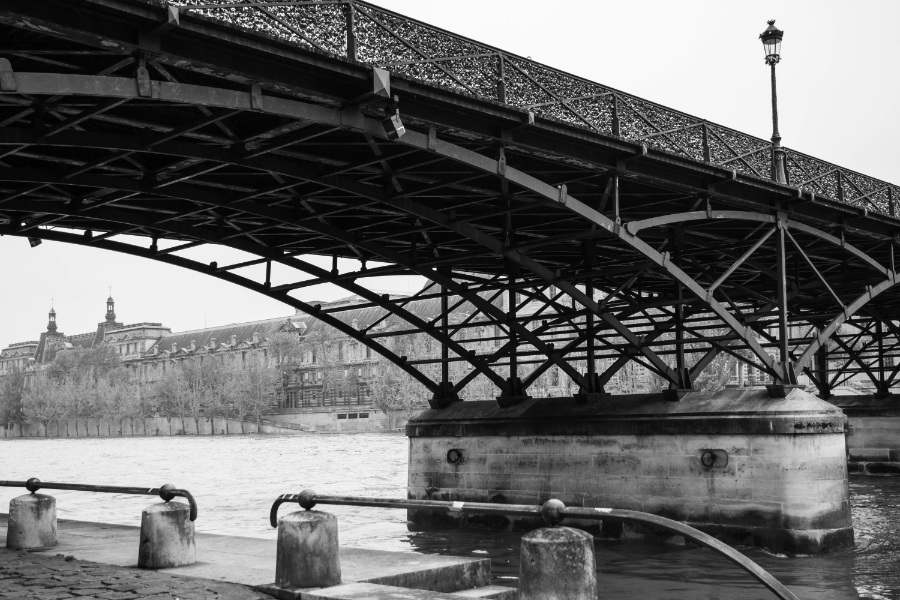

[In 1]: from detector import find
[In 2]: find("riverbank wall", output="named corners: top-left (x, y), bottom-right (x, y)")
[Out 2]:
top-left (0, 416), bottom-right (307, 438)
top-left (264, 406), bottom-right (418, 433)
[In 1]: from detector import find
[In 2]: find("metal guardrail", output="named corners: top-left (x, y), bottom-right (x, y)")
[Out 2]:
top-left (157, 0), bottom-right (898, 217)
top-left (271, 490), bottom-right (800, 600)
top-left (0, 478), bottom-right (198, 521)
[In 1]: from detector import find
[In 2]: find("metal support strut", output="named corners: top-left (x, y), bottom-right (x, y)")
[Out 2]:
top-left (429, 275), bottom-right (460, 409)
top-left (768, 216), bottom-right (798, 398)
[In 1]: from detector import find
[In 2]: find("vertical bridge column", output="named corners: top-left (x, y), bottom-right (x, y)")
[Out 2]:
top-left (768, 214), bottom-right (799, 397)
top-left (497, 269), bottom-right (529, 407)
top-left (430, 271), bottom-right (460, 409)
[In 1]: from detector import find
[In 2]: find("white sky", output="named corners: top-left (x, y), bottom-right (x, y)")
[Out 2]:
top-left (2, 0), bottom-right (899, 346)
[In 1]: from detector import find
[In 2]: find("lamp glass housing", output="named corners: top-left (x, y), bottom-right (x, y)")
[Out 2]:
top-left (759, 20), bottom-right (783, 63)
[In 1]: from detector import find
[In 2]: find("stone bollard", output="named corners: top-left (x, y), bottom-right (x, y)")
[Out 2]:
top-left (519, 526), bottom-right (597, 600)
top-left (138, 501), bottom-right (196, 569)
top-left (6, 493), bottom-right (58, 550)
top-left (275, 511), bottom-right (341, 589)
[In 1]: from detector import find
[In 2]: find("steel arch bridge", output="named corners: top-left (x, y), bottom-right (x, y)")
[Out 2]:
top-left (2, 0), bottom-right (900, 407)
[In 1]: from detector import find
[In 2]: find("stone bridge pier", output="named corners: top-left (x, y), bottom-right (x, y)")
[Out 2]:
top-left (407, 388), bottom-right (852, 554)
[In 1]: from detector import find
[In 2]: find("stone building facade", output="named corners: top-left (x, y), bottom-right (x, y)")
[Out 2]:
top-left (5, 289), bottom-right (829, 406)
top-left (0, 291), bottom-right (631, 410)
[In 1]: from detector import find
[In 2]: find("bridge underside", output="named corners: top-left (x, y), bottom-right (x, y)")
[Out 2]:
top-left (2, 0), bottom-right (900, 406)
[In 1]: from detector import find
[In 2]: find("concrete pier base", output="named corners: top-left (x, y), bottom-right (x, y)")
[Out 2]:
top-left (520, 527), bottom-right (596, 600)
top-left (828, 394), bottom-right (900, 475)
top-left (407, 387), bottom-right (853, 554)
top-left (6, 493), bottom-right (58, 550)
top-left (274, 511), bottom-right (341, 591)
top-left (138, 501), bottom-right (196, 569)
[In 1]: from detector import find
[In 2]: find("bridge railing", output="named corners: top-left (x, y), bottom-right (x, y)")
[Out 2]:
top-left (270, 490), bottom-right (800, 600)
top-left (159, 0), bottom-right (897, 217)
top-left (0, 477), bottom-right (198, 521)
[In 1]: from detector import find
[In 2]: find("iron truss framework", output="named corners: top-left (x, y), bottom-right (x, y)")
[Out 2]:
top-left (1, 0), bottom-right (900, 407)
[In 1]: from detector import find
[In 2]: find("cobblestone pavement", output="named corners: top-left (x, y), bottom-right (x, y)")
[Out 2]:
top-left (0, 550), bottom-right (271, 600)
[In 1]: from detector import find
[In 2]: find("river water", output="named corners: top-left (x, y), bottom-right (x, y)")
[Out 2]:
top-left (1, 433), bottom-right (898, 599)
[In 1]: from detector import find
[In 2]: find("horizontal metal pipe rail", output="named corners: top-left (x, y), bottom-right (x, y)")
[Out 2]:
top-left (0, 478), bottom-right (197, 521)
top-left (271, 491), bottom-right (799, 600)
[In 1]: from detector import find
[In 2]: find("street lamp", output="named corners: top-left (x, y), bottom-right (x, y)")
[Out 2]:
top-left (760, 20), bottom-right (787, 184)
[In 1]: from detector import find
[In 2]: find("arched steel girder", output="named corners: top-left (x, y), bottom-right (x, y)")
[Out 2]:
top-left (0, 167), bottom-right (588, 395)
top-left (393, 116), bottom-right (900, 384)
top-left (0, 188), bottom-right (520, 393)
top-left (0, 72), bottom-right (640, 392)
top-left (0, 223), bottom-right (442, 392)
top-left (622, 210), bottom-right (899, 380)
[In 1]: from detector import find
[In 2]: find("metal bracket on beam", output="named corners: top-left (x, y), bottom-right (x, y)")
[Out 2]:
top-left (500, 111), bottom-right (535, 140)
top-left (708, 170), bottom-right (738, 195)
top-left (373, 66), bottom-right (391, 99)
top-left (616, 144), bottom-right (648, 170)
top-left (136, 66), bottom-right (153, 98)
top-left (574, 373), bottom-right (607, 404)
top-left (428, 382), bottom-right (461, 410)
top-left (0, 58), bottom-right (16, 92)
top-left (140, 5), bottom-right (180, 49)
top-left (766, 361), bottom-right (800, 398)
top-left (496, 377), bottom-right (530, 408)
top-left (250, 83), bottom-right (264, 111)
top-left (792, 187), bottom-right (814, 203)
top-left (343, 67), bottom-right (393, 108)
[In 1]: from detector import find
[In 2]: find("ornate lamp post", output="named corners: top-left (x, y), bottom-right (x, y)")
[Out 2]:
top-left (760, 20), bottom-right (787, 184)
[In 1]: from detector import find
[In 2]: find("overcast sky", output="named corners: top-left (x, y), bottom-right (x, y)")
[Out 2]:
top-left (2, 0), bottom-right (898, 347)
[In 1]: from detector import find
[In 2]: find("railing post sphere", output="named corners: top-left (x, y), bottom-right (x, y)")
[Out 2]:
top-left (298, 489), bottom-right (318, 510)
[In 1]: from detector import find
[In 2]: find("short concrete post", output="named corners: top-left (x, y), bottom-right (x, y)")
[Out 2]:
top-left (138, 501), bottom-right (196, 569)
top-left (6, 493), bottom-right (58, 549)
top-left (275, 511), bottom-right (341, 589)
top-left (519, 526), bottom-right (597, 600)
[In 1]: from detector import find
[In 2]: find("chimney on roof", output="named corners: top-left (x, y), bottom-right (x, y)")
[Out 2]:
top-left (210, 338), bottom-right (217, 350)
top-left (190, 340), bottom-right (196, 351)
top-left (171, 343), bottom-right (177, 353)
top-left (252, 332), bottom-right (259, 345)
top-left (230, 334), bottom-right (237, 346)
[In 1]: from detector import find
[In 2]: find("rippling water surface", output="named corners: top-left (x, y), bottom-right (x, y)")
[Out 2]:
top-left (2, 433), bottom-right (898, 599)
